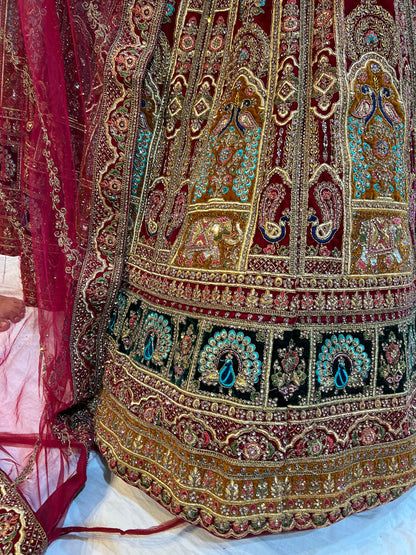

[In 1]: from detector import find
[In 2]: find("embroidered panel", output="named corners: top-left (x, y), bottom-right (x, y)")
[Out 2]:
top-left (0, 0), bottom-right (38, 303)
top-left (94, 0), bottom-right (416, 538)
top-left (0, 472), bottom-right (47, 555)
top-left (71, 0), bottom-right (170, 399)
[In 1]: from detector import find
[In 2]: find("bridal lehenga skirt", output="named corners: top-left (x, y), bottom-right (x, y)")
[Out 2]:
top-left (71, 0), bottom-right (416, 539)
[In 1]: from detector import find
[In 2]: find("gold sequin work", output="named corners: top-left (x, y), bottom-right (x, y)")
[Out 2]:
top-left (89, 0), bottom-right (416, 538)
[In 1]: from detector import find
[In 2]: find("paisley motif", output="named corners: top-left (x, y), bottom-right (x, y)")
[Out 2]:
top-left (258, 183), bottom-right (290, 243)
top-left (144, 181), bottom-right (166, 238)
top-left (308, 181), bottom-right (341, 244)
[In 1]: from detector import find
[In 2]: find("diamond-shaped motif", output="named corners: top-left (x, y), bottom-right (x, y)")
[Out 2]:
top-left (168, 97), bottom-right (182, 117)
top-left (314, 72), bottom-right (336, 94)
top-left (194, 97), bottom-right (209, 117)
top-left (277, 81), bottom-right (296, 101)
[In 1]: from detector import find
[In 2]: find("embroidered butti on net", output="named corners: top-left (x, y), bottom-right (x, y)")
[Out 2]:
top-left (0, 1), bottom-right (124, 553)
top-left (73, 0), bottom-right (416, 540)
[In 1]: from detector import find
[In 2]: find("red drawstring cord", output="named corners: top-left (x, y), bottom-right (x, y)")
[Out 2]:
top-left (60, 517), bottom-right (184, 537)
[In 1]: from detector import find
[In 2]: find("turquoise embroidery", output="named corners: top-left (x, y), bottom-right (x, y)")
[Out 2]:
top-left (199, 329), bottom-right (261, 392)
top-left (132, 127), bottom-right (151, 196)
top-left (193, 125), bottom-right (260, 203)
top-left (349, 115), bottom-right (405, 200)
top-left (334, 357), bottom-right (349, 388)
top-left (141, 312), bottom-right (172, 366)
top-left (143, 333), bottom-right (155, 360)
top-left (316, 334), bottom-right (370, 392)
top-left (348, 62), bottom-right (406, 202)
top-left (219, 357), bottom-right (236, 388)
top-left (192, 123), bottom-right (260, 203)
top-left (109, 293), bottom-right (127, 333)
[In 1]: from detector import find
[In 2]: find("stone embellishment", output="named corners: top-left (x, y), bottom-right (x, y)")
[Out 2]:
top-left (379, 331), bottom-right (405, 392)
top-left (92, 0), bottom-right (416, 541)
top-left (198, 329), bottom-right (261, 392)
top-left (345, 0), bottom-right (399, 64)
top-left (0, 475), bottom-right (47, 554)
top-left (348, 61), bottom-right (405, 202)
top-left (271, 339), bottom-right (306, 400)
top-left (140, 312), bottom-right (172, 366)
top-left (316, 334), bottom-right (371, 392)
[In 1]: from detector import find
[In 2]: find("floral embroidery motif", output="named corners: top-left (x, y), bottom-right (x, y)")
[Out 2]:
top-left (346, 0), bottom-right (398, 64)
top-left (120, 310), bottom-right (139, 352)
top-left (0, 509), bottom-right (23, 555)
top-left (227, 23), bottom-right (270, 78)
top-left (351, 421), bottom-right (386, 447)
top-left (379, 331), bottom-right (405, 391)
top-left (171, 324), bottom-right (197, 385)
top-left (271, 339), bottom-right (306, 400)
top-left (0, 476), bottom-right (47, 554)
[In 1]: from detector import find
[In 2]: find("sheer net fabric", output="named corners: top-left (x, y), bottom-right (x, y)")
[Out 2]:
top-left (0, 0), bottom-right (123, 550)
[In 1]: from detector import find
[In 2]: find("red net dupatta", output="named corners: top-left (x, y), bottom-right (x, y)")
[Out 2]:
top-left (0, 0), bottom-right (122, 550)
